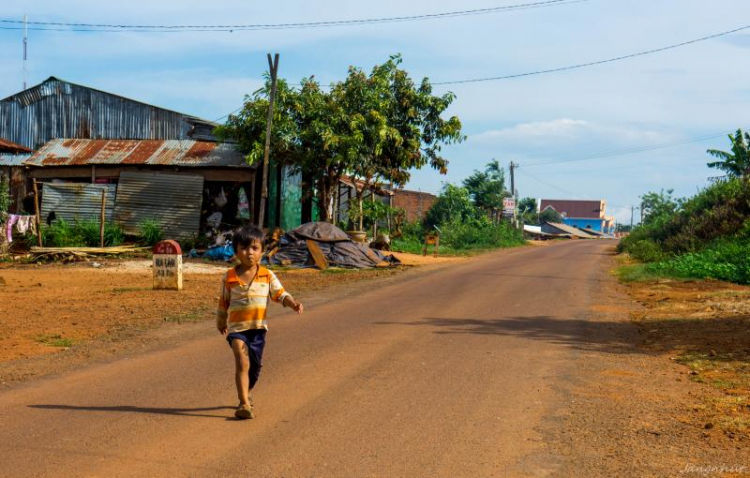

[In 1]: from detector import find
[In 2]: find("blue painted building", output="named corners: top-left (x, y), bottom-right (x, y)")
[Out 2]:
top-left (539, 199), bottom-right (615, 235)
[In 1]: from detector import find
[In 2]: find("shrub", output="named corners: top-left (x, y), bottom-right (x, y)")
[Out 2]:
top-left (627, 239), bottom-right (666, 263)
top-left (440, 218), bottom-right (524, 249)
top-left (138, 219), bottom-right (164, 246)
top-left (647, 239), bottom-right (750, 284)
top-left (0, 173), bottom-right (9, 216)
top-left (36, 218), bottom-right (126, 247)
top-left (42, 219), bottom-right (84, 247)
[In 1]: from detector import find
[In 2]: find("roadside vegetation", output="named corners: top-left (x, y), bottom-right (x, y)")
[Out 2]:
top-left (618, 131), bottom-right (750, 284)
top-left (392, 161), bottom-right (525, 255)
top-left (616, 129), bottom-right (750, 440)
top-left (18, 218), bottom-right (165, 249)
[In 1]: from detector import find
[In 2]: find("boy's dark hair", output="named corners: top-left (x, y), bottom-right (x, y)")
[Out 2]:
top-left (233, 225), bottom-right (265, 248)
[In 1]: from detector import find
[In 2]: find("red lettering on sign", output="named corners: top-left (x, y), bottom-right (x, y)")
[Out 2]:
top-left (153, 240), bottom-right (182, 255)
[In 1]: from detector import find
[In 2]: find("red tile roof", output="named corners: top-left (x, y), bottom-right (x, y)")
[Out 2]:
top-left (540, 199), bottom-right (606, 219)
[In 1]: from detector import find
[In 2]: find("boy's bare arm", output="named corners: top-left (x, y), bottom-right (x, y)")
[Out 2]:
top-left (282, 295), bottom-right (304, 315)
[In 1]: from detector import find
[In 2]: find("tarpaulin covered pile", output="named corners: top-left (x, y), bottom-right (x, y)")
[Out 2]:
top-left (266, 222), bottom-right (400, 269)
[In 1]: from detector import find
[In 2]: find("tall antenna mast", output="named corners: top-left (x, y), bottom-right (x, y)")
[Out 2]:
top-left (23, 14), bottom-right (28, 90)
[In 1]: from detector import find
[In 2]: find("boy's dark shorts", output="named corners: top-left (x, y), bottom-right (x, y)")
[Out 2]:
top-left (226, 329), bottom-right (267, 389)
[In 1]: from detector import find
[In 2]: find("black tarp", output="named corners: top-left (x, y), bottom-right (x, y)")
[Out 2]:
top-left (266, 222), bottom-right (400, 269)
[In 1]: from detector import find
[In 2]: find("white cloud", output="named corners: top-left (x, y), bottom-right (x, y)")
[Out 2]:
top-left (470, 119), bottom-right (675, 152)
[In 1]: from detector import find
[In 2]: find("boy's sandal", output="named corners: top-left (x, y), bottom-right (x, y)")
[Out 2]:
top-left (235, 403), bottom-right (254, 420)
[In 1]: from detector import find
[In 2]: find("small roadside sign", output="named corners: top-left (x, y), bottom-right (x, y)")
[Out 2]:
top-left (153, 240), bottom-right (183, 291)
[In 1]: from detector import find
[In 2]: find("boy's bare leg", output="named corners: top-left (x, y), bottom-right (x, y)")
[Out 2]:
top-left (231, 339), bottom-right (251, 405)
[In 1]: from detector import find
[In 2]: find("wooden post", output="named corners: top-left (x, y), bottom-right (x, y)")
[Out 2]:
top-left (32, 179), bottom-right (42, 247)
top-left (99, 189), bottom-right (106, 247)
top-left (258, 53), bottom-right (280, 229)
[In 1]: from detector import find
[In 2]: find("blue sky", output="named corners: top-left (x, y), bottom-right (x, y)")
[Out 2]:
top-left (1, 0), bottom-right (749, 224)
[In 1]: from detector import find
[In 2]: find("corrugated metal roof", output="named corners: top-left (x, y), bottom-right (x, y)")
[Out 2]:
top-left (0, 153), bottom-right (30, 166)
top-left (41, 183), bottom-right (116, 224)
top-left (114, 171), bottom-right (203, 239)
top-left (0, 77), bottom-right (219, 150)
top-left (25, 138), bottom-right (252, 168)
top-left (540, 199), bottom-right (606, 219)
top-left (0, 137), bottom-right (32, 154)
top-left (543, 222), bottom-right (596, 238)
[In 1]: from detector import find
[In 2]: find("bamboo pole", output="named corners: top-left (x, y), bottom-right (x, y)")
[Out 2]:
top-left (99, 189), bottom-right (106, 247)
top-left (32, 179), bottom-right (42, 247)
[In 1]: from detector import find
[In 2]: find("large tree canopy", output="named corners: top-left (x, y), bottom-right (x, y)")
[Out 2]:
top-left (216, 55), bottom-right (464, 224)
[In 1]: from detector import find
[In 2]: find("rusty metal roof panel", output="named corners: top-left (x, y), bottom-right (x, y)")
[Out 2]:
top-left (25, 138), bottom-right (252, 168)
top-left (0, 137), bottom-right (32, 154)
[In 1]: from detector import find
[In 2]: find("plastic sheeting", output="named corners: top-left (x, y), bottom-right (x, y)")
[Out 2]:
top-left (267, 222), bottom-right (400, 269)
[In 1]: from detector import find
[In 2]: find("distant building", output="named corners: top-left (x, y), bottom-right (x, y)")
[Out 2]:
top-left (539, 199), bottom-right (615, 234)
top-left (392, 189), bottom-right (436, 223)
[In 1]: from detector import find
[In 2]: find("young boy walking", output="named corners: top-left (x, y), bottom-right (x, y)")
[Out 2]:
top-left (216, 225), bottom-right (303, 419)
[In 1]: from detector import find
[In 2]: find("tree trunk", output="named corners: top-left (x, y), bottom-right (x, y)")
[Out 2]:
top-left (317, 179), bottom-right (330, 223)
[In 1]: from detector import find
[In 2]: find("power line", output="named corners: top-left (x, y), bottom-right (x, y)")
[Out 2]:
top-left (213, 106), bottom-right (244, 123)
top-left (0, 1), bottom-right (586, 33)
top-left (211, 22), bottom-right (750, 121)
top-left (516, 168), bottom-right (579, 197)
top-left (521, 132), bottom-right (730, 167)
top-left (432, 23), bottom-right (750, 85)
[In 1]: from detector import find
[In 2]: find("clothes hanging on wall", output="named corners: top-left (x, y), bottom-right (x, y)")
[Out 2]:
top-left (2, 214), bottom-right (36, 243)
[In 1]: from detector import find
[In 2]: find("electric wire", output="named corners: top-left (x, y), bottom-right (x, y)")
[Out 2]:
top-left (516, 168), bottom-right (580, 197)
top-left (432, 24), bottom-right (750, 85)
top-left (0, 0), bottom-right (585, 33)
top-left (210, 23), bottom-right (750, 120)
top-left (520, 132), bottom-right (731, 167)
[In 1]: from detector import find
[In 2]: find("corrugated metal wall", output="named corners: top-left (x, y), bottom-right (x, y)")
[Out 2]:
top-left (0, 78), bottom-right (209, 150)
top-left (114, 171), bottom-right (203, 239)
top-left (41, 183), bottom-right (116, 224)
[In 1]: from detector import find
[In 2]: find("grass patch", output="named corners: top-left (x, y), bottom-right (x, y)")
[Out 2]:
top-left (34, 333), bottom-right (75, 348)
top-left (391, 237), bottom-right (517, 257)
top-left (321, 268), bottom-right (356, 274)
top-left (112, 287), bottom-right (151, 293)
top-left (163, 311), bottom-right (206, 324)
top-left (615, 263), bottom-right (674, 282)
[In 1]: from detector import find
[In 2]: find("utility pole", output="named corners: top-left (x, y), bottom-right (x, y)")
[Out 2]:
top-left (509, 161), bottom-right (518, 227)
top-left (257, 53), bottom-right (280, 230)
top-left (630, 205), bottom-right (634, 230)
top-left (23, 14), bottom-right (28, 90)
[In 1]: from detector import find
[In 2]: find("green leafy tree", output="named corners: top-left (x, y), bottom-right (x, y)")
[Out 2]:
top-left (539, 207), bottom-right (563, 223)
top-left (335, 55), bottom-right (464, 229)
top-left (424, 184), bottom-right (481, 230)
top-left (707, 129), bottom-right (750, 178)
top-left (216, 77), bottom-right (346, 222)
top-left (517, 197), bottom-right (538, 224)
top-left (217, 55), bottom-right (464, 225)
top-left (462, 160), bottom-right (509, 213)
top-left (640, 189), bottom-right (680, 226)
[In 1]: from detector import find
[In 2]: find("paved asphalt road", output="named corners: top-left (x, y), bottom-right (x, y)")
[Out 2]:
top-left (0, 240), bottom-right (614, 477)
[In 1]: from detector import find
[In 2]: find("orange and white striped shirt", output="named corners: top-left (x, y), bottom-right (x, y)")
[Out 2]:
top-left (216, 266), bottom-right (291, 333)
